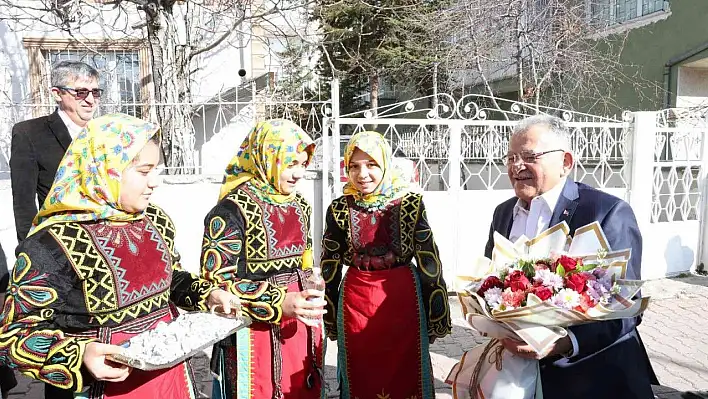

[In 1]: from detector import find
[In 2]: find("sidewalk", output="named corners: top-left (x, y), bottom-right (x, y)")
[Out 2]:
top-left (7, 276), bottom-right (708, 398)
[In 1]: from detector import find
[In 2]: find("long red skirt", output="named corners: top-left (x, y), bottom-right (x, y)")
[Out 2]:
top-left (213, 279), bottom-right (324, 399)
top-left (337, 265), bottom-right (433, 399)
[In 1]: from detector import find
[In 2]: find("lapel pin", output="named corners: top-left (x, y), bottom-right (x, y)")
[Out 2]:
top-left (562, 209), bottom-right (569, 216)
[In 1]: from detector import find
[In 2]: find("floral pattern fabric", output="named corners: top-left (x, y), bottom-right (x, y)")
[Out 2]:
top-left (30, 113), bottom-right (160, 235)
top-left (219, 119), bottom-right (314, 203)
top-left (342, 131), bottom-right (410, 208)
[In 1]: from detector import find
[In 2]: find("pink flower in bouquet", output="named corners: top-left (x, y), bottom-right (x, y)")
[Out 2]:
top-left (477, 276), bottom-right (504, 297)
top-left (557, 255), bottom-right (580, 272)
top-left (504, 270), bottom-right (531, 292)
top-left (501, 287), bottom-right (525, 308)
top-left (530, 285), bottom-right (553, 301)
top-left (574, 292), bottom-right (597, 312)
top-left (565, 273), bottom-right (589, 293)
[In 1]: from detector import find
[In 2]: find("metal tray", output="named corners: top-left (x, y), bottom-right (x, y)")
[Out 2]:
top-left (107, 311), bottom-right (251, 371)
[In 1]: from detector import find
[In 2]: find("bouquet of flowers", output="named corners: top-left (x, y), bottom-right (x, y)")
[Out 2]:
top-left (477, 252), bottom-right (625, 315)
top-left (446, 221), bottom-right (650, 399)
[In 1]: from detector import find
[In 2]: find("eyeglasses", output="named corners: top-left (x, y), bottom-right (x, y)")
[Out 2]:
top-left (503, 149), bottom-right (565, 166)
top-left (54, 86), bottom-right (104, 100)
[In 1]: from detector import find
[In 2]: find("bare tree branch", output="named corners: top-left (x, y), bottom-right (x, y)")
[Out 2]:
top-left (418, 0), bottom-right (664, 114)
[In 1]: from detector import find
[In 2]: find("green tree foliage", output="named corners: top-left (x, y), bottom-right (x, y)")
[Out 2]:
top-left (312, 0), bottom-right (449, 114)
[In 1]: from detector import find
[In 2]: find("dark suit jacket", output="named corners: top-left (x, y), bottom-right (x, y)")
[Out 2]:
top-left (10, 110), bottom-right (71, 242)
top-left (485, 179), bottom-right (657, 399)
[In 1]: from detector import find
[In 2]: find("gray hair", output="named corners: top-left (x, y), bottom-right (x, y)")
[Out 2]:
top-left (512, 114), bottom-right (572, 151)
top-left (50, 61), bottom-right (99, 88)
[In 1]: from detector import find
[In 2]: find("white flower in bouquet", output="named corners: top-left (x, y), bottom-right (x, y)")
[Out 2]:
top-left (483, 287), bottom-right (504, 311)
top-left (533, 268), bottom-right (564, 290)
top-left (551, 288), bottom-right (581, 309)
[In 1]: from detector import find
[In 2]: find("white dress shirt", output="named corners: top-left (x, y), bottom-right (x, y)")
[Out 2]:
top-left (508, 178), bottom-right (581, 360)
top-left (509, 177), bottom-right (566, 243)
top-left (57, 110), bottom-right (84, 140)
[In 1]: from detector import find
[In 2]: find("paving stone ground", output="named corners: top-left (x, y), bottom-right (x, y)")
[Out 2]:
top-left (6, 276), bottom-right (708, 398)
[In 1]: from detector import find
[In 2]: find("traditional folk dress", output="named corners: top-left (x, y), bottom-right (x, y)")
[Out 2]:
top-left (203, 120), bottom-right (323, 399)
top-left (322, 131), bottom-right (452, 399)
top-left (0, 114), bottom-right (218, 399)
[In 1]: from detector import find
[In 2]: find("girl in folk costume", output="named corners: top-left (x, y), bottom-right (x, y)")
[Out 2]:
top-left (0, 113), bottom-right (241, 399)
top-left (322, 131), bottom-right (452, 399)
top-left (201, 119), bottom-right (326, 399)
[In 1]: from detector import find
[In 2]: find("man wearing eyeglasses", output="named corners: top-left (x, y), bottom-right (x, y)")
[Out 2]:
top-left (10, 60), bottom-right (102, 242)
top-left (483, 115), bottom-right (657, 398)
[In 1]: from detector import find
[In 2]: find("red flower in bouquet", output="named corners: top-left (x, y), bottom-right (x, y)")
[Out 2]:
top-left (477, 276), bottom-right (504, 297)
top-left (558, 255), bottom-right (580, 272)
top-left (501, 287), bottom-right (526, 308)
top-left (504, 270), bottom-right (531, 292)
top-left (565, 273), bottom-right (589, 293)
top-left (531, 285), bottom-right (553, 301)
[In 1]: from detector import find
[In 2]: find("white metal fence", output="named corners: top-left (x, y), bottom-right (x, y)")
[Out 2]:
top-left (0, 99), bottom-right (330, 175)
top-left (651, 109), bottom-right (708, 224)
top-left (1, 85), bottom-right (706, 280)
top-left (322, 93), bottom-right (630, 193)
top-left (320, 89), bottom-right (708, 280)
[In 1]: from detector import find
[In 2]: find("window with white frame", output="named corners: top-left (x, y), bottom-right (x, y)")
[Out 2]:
top-left (588, 0), bottom-right (669, 27)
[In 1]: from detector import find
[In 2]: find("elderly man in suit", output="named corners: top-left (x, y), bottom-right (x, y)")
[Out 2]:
top-left (484, 115), bottom-right (657, 398)
top-left (10, 60), bottom-right (101, 242)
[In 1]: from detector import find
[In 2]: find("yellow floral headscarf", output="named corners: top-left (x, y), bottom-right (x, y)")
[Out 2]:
top-left (219, 119), bottom-right (315, 202)
top-left (29, 113), bottom-right (160, 236)
top-left (342, 131), bottom-right (409, 207)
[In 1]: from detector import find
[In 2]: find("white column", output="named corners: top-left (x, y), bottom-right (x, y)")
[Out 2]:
top-left (448, 121), bottom-right (463, 280)
top-left (313, 114), bottom-right (331, 263)
top-left (627, 112), bottom-right (656, 228)
top-left (627, 111), bottom-right (658, 277)
top-left (697, 126), bottom-right (708, 272)
top-left (311, 172), bottom-right (324, 263)
top-left (448, 121), bottom-right (463, 192)
top-left (321, 116), bottom-right (331, 222)
top-left (330, 79), bottom-right (343, 196)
